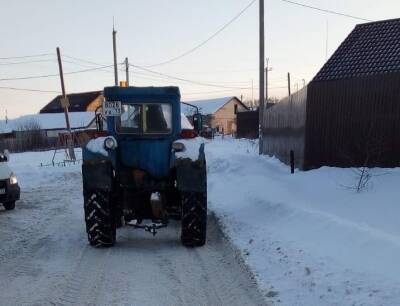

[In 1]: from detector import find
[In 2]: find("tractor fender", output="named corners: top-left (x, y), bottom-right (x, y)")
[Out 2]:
top-left (82, 137), bottom-right (116, 191)
top-left (173, 139), bottom-right (207, 193)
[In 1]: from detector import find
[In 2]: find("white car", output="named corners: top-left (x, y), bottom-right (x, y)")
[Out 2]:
top-left (0, 150), bottom-right (20, 210)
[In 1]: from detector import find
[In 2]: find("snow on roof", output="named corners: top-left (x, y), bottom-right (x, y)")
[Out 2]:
top-left (0, 112), bottom-right (96, 134)
top-left (181, 113), bottom-right (193, 129)
top-left (182, 97), bottom-right (236, 115)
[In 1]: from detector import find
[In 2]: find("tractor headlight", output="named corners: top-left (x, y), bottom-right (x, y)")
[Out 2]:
top-left (104, 137), bottom-right (117, 150)
top-left (9, 173), bottom-right (18, 185)
top-left (172, 142), bottom-right (185, 152)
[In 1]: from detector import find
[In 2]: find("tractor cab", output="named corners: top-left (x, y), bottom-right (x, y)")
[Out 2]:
top-left (104, 86), bottom-right (182, 180)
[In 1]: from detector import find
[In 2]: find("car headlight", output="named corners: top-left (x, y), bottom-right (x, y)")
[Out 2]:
top-left (172, 142), bottom-right (185, 152)
top-left (104, 137), bottom-right (117, 150)
top-left (9, 173), bottom-right (17, 185)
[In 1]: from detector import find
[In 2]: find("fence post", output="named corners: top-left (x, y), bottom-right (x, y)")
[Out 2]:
top-left (290, 150), bottom-right (295, 174)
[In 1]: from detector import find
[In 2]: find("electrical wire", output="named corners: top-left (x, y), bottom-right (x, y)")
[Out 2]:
top-left (63, 54), bottom-right (111, 67)
top-left (132, 64), bottom-right (252, 90)
top-left (0, 86), bottom-right (60, 93)
top-left (0, 53), bottom-right (53, 60)
top-left (280, 0), bottom-right (373, 22)
top-left (141, 0), bottom-right (256, 68)
top-left (0, 59), bottom-right (56, 66)
top-left (0, 64), bottom-right (114, 82)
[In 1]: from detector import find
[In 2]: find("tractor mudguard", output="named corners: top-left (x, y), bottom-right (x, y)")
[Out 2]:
top-left (82, 160), bottom-right (113, 191)
top-left (175, 143), bottom-right (206, 193)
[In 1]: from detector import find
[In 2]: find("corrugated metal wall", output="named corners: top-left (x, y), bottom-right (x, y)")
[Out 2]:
top-left (262, 87), bottom-right (307, 168)
top-left (305, 73), bottom-right (400, 169)
top-left (237, 110), bottom-right (259, 139)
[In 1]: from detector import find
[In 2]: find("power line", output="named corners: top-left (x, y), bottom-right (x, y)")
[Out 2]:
top-left (280, 0), bottom-right (373, 22)
top-left (0, 53), bottom-right (53, 60)
top-left (63, 54), bottom-right (111, 67)
top-left (141, 0), bottom-right (257, 68)
top-left (132, 64), bottom-right (252, 89)
top-left (0, 86), bottom-right (60, 93)
top-left (0, 64), bottom-right (114, 82)
top-left (0, 59), bottom-right (56, 66)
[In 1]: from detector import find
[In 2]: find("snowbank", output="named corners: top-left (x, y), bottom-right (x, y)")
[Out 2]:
top-left (8, 149), bottom-right (82, 190)
top-left (207, 137), bottom-right (400, 305)
top-left (6, 138), bottom-right (400, 305)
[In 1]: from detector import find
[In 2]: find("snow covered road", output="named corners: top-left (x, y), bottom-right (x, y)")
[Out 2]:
top-left (0, 151), bottom-right (267, 306)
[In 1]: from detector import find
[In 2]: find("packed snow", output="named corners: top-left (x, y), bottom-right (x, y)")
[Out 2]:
top-left (2, 137), bottom-right (400, 305)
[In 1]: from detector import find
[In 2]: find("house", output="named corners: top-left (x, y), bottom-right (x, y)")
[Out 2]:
top-left (0, 112), bottom-right (97, 152)
top-left (262, 18), bottom-right (400, 169)
top-left (40, 91), bottom-right (103, 113)
top-left (0, 89), bottom-right (106, 152)
top-left (183, 97), bottom-right (248, 134)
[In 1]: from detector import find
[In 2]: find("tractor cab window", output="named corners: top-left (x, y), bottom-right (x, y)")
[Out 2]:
top-left (144, 104), bottom-right (172, 134)
top-left (118, 104), bottom-right (141, 133)
top-left (116, 103), bottom-right (172, 134)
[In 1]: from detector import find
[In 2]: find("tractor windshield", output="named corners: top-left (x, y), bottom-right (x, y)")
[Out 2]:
top-left (116, 103), bottom-right (172, 134)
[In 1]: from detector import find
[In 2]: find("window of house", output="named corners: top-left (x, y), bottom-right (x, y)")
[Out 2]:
top-left (234, 104), bottom-right (238, 114)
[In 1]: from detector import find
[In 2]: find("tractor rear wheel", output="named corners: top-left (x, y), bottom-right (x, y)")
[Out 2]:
top-left (181, 192), bottom-right (207, 247)
top-left (84, 190), bottom-right (116, 247)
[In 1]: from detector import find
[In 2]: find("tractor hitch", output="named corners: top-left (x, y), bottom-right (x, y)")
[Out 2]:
top-left (127, 221), bottom-right (168, 236)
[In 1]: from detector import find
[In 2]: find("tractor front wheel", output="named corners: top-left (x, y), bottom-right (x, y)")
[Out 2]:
top-left (84, 190), bottom-right (116, 247)
top-left (181, 192), bottom-right (207, 247)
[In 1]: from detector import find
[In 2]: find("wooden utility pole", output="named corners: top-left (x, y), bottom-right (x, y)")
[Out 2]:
top-left (125, 57), bottom-right (130, 86)
top-left (113, 26), bottom-right (118, 86)
top-left (258, 0), bottom-right (265, 155)
top-left (287, 72), bottom-right (291, 96)
top-left (56, 47), bottom-right (75, 161)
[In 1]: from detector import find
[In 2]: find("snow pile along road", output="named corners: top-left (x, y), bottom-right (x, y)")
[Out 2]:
top-left (206, 137), bottom-right (400, 306)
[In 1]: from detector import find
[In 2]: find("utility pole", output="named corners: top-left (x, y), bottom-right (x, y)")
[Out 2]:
top-left (325, 20), bottom-right (329, 61)
top-left (251, 79), bottom-right (254, 108)
top-left (56, 47), bottom-right (76, 161)
top-left (125, 57), bottom-right (130, 86)
top-left (287, 72), bottom-right (291, 96)
top-left (113, 26), bottom-right (118, 86)
top-left (265, 58), bottom-right (272, 106)
top-left (258, 0), bottom-right (265, 155)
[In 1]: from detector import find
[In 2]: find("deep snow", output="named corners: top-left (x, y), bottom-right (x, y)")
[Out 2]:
top-left (2, 138), bottom-right (400, 305)
top-left (207, 137), bottom-right (400, 306)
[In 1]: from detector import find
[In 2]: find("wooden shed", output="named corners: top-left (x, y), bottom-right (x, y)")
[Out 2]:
top-left (262, 18), bottom-right (400, 169)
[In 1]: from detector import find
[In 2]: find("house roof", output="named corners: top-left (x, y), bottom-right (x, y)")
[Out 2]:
top-left (313, 18), bottom-right (400, 82)
top-left (182, 97), bottom-right (246, 115)
top-left (0, 112), bottom-right (96, 134)
top-left (40, 91), bottom-right (102, 113)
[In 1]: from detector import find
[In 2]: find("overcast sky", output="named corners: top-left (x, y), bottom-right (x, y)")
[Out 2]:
top-left (1, 0), bottom-right (399, 118)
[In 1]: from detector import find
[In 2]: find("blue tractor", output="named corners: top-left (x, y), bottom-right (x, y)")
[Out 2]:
top-left (82, 86), bottom-right (207, 247)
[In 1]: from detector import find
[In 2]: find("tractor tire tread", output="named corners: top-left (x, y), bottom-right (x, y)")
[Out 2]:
top-left (84, 190), bottom-right (116, 247)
